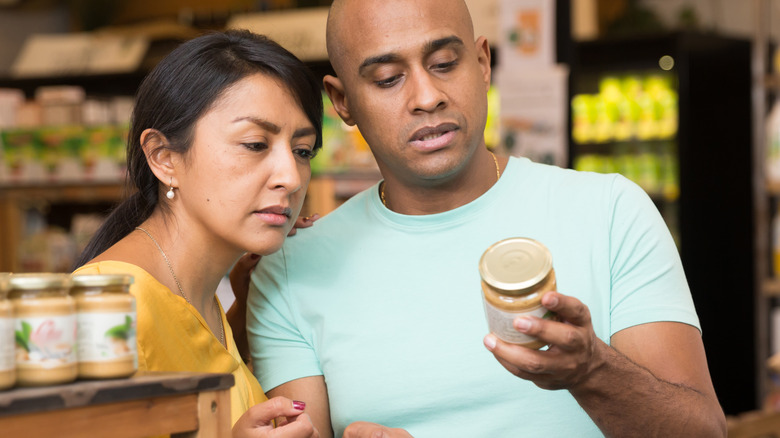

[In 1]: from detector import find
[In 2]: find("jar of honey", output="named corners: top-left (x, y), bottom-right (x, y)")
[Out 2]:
top-left (479, 237), bottom-right (557, 349)
top-left (9, 273), bottom-right (77, 386)
top-left (71, 274), bottom-right (137, 379)
top-left (0, 273), bottom-right (14, 389)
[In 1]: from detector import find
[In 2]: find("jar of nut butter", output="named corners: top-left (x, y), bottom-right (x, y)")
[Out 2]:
top-left (0, 273), bottom-right (14, 389)
top-left (9, 273), bottom-right (77, 386)
top-left (479, 237), bottom-right (558, 349)
top-left (71, 274), bottom-right (137, 379)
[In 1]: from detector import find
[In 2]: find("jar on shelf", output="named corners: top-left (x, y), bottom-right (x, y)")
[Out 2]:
top-left (479, 237), bottom-right (558, 349)
top-left (0, 273), bottom-right (14, 389)
top-left (8, 273), bottom-right (77, 386)
top-left (70, 274), bottom-right (137, 379)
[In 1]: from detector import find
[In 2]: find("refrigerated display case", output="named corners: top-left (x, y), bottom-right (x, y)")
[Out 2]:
top-left (569, 32), bottom-right (754, 415)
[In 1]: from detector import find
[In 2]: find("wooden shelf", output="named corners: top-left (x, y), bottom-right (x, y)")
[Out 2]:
top-left (0, 371), bottom-right (233, 437)
top-left (0, 182), bottom-right (127, 272)
top-left (0, 174), bottom-right (376, 272)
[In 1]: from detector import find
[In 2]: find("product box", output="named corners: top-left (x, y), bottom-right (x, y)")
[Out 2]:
top-left (0, 128), bottom-right (45, 183)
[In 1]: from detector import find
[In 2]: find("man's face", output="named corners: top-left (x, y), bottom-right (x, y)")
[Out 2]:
top-left (328, 0), bottom-right (491, 188)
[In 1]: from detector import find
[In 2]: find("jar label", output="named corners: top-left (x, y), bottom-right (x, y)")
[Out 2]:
top-left (77, 312), bottom-right (137, 363)
top-left (483, 300), bottom-right (554, 345)
top-left (15, 315), bottom-right (77, 367)
top-left (0, 316), bottom-right (14, 371)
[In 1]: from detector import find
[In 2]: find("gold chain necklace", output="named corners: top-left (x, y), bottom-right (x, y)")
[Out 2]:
top-left (380, 150), bottom-right (501, 207)
top-left (135, 226), bottom-right (225, 347)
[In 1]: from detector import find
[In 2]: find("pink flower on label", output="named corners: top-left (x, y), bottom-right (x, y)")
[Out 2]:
top-left (30, 319), bottom-right (63, 346)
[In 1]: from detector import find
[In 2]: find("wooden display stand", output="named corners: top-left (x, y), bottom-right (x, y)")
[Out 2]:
top-left (0, 371), bottom-right (233, 437)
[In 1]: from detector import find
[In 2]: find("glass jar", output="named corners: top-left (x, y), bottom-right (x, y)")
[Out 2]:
top-left (9, 273), bottom-right (77, 386)
top-left (479, 237), bottom-right (558, 349)
top-left (0, 273), bottom-right (14, 389)
top-left (71, 274), bottom-right (137, 379)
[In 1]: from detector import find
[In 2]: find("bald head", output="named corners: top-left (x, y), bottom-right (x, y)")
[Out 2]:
top-left (326, 0), bottom-right (476, 77)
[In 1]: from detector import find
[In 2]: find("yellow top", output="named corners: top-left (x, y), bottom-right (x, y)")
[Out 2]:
top-left (73, 261), bottom-right (266, 426)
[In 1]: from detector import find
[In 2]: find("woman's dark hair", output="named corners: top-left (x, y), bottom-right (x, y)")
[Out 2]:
top-left (74, 29), bottom-right (323, 268)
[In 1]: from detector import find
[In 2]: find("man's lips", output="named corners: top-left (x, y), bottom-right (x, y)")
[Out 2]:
top-left (409, 123), bottom-right (459, 151)
top-left (410, 123), bottom-right (459, 142)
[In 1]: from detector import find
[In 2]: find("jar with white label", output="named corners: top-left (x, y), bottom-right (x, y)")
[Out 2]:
top-left (479, 237), bottom-right (558, 349)
top-left (9, 273), bottom-right (77, 386)
top-left (71, 274), bottom-right (137, 379)
top-left (0, 273), bottom-right (14, 389)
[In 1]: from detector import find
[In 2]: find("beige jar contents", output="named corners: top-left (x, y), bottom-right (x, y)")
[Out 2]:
top-left (71, 274), bottom-right (137, 379)
top-left (9, 273), bottom-right (77, 386)
top-left (479, 237), bottom-right (558, 349)
top-left (0, 273), bottom-right (14, 389)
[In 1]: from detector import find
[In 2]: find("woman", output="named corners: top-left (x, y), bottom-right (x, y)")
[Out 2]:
top-left (73, 30), bottom-right (322, 437)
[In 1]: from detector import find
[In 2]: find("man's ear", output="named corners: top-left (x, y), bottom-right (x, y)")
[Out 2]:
top-left (323, 75), bottom-right (356, 126)
top-left (140, 128), bottom-right (179, 189)
top-left (475, 36), bottom-right (492, 92)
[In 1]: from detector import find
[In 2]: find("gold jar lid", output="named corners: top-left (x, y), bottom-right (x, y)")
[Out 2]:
top-left (71, 274), bottom-right (134, 288)
top-left (8, 273), bottom-right (72, 291)
top-left (479, 237), bottom-right (553, 295)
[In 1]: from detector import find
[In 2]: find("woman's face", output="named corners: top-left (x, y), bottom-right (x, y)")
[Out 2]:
top-left (176, 73), bottom-right (317, 256)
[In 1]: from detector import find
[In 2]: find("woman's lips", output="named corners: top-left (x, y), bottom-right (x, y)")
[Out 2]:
top-left (254, 206), bottom-right (291, 226)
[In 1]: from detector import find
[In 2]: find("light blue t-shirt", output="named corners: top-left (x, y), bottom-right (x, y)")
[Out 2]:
top-left (248, 157), bottom-right (700, 437)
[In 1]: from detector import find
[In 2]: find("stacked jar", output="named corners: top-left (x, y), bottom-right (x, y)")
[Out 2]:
top-left (0, 273), bottom-right (14, 389)
top-left (8, 273), bottom-right (78, 386)
top-left (70, 274), bottom-right (137, 379)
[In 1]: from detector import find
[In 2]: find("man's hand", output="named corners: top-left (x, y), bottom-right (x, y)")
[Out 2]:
top-left (482, 290), bottom-right (601, 390)
top-left (232, 396), bottom-right (319, 438)
top-left (343, 422), bottom-right (413, 438)
top-left (483, 291), bottom-right (727, 437)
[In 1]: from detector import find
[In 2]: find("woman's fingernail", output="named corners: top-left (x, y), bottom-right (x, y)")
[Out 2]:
top-left (484, 334), bottom-right (497, 350)
top-left (293, 400), bottom-right (306, 410)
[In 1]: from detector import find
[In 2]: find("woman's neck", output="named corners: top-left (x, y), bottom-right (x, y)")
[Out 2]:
top-left (135, 214), bottom-right (240, 310)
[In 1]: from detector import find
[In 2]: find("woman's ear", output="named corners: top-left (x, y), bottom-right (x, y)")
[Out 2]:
top-left (140, 128), bottom-right (178, 189)
top-left (323, 75), bottom-right (356, 126)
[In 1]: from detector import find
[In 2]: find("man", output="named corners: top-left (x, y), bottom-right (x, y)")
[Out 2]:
top-left (246, 0), bottom-right (727, 436)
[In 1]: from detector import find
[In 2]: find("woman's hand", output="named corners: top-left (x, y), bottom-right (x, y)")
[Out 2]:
top-left (287, 214), bottom-right (320, 236)
top-left (233, 397), bottom-right (319, 437)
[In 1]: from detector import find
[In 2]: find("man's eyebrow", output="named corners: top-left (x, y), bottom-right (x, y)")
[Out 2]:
top-left (358, 36), bottom-right (465, 76)
top-left (359, 53), bottom-right (402, 75)
top-left (423, 36), bottom-right (465, 55)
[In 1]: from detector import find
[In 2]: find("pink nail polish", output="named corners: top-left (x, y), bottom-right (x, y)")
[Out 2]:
top-left (293, 400), bottom-right (306, 410)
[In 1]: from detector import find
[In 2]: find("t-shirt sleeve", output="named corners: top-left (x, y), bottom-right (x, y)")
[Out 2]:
top-left (247, 248), bottom-right (323, 392)
top-left (607, 175), bottom-right (701, 336)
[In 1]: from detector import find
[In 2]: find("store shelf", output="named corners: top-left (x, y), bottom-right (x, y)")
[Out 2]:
top-left (0, 182), bottom-right (127, 272)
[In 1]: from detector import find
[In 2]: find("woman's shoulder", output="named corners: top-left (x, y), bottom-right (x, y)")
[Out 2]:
top-left (74, 260), bottom-right (165, 293)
